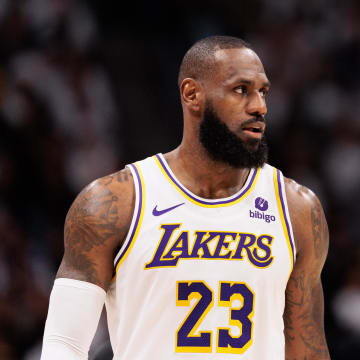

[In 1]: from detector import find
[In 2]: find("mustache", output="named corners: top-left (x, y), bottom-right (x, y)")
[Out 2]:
top-left (242, 115), bottom-right (266, 127)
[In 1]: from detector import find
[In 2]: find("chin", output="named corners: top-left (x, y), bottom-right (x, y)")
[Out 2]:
top-left (244, 138), bottom-right (261, 152)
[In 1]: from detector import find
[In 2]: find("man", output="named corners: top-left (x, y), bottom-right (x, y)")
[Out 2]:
top-left (41, 36), bottom-right (330, 359)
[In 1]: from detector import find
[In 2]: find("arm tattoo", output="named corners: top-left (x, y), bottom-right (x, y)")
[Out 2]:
top-left (285, 195), bottom-right (330, 359)
top-left (284, 271), bottom-right (305, 344)
top-left (58, 182), bottom-right (121, 286)
top-left (310, 199), bottom-right (322, 258)
top-left (298, 282), bottom-right (328, 356)
top-left (285, 272), bottom-right (329, 359)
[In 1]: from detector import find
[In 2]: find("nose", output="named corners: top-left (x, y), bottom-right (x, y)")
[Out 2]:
top-left (246, 91), bottom-right (267, 117)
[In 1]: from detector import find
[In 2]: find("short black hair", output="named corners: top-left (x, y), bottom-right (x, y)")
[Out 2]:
top-left (178, 35), bottom-right (252, 86)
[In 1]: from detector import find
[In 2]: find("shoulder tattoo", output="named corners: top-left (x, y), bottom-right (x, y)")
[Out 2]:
top-left (59, 179), bottom-right (122, 285)
top-left (102, 168), bottom-right (130, 186)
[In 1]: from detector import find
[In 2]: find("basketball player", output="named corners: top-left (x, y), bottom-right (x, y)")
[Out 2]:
top-left (41, 36), bottom-right (330, 359)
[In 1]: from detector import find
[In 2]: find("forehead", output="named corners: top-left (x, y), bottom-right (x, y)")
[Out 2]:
top-left (213, 48), bottom-right (268, 84)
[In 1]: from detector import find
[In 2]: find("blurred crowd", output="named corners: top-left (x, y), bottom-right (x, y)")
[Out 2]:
top-left (0, 0), bottom-right (359, 359)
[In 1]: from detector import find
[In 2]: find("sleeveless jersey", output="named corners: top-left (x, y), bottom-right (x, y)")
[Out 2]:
top-left (105, 153), bottom-right (296, 359)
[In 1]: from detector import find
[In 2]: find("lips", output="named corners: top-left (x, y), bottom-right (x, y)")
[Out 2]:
top-left (241, 121), bottom-right (265, 134)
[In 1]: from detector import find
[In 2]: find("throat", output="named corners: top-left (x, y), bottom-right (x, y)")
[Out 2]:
top-left (164, 148), bottom-right (251, 200)
top-left (192, 169), bottom-right (250, 199)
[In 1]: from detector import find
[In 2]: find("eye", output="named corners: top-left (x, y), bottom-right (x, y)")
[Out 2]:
top-left (234, 85), bottom-right (247, 94)
top-left (259, 88), bottom-right (269, 97)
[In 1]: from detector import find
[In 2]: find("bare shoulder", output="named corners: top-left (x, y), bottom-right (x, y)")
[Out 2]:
top-left (64, 167), bottom-right (135, 244)
top-left (284, 176), bottom-right (316, 217)
top-left (76, 167), bottom-right (135, 222)
top-left (56, 167), bottom-right (135, 289)
top-left (284, 176), bottom-right (329, 264)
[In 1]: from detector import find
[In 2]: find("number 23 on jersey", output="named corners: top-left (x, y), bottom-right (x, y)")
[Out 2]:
top-left (176, 281), bottom-right (255, 354)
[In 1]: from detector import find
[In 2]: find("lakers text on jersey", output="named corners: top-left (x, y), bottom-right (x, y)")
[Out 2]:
top-left (105, 153), bottom-right (296, 359)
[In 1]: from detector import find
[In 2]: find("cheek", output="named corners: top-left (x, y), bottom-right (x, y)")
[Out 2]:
top-left (214, 93), bottom-right (246, 114)
top-left (220, 105), bottom-right (246, 129)
top-left (207, 92), bottom-right (247, 126)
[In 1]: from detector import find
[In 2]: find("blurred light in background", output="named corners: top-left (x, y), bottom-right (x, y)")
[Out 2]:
top-left (0, 0), bottom-right (359, 359)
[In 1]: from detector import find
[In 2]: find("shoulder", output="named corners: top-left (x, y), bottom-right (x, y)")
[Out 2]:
top-left (283, 176), bottom-right (328, 261)
top-left (283, 176), bottom-right (317, 219)
top-left (65, 167), bottom-right (135, 253)
top-left (68, 167), bottom-right (134, 219)
top-left (57, 167), bottom-right (136, 287)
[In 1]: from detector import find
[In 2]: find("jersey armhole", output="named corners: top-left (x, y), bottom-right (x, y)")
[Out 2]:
top-left (111, 163), bottom-right (145, 281)
top-left (273, 168), bottom-right (296, 273)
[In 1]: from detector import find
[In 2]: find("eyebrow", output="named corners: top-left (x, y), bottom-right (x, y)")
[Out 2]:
top-left (224, 75), bottom-right (271, 88)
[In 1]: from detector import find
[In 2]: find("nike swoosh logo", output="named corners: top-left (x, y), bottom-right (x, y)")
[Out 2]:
top-left (152, 203), bottom-right (185, 216)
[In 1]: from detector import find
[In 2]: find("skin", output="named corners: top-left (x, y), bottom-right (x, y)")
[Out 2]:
top-left (56, 47), bottom-right (330, 358)
top-left (283, 179), bottom-right (330, 359)
top-left (57, 169), bottom-right (134, 290)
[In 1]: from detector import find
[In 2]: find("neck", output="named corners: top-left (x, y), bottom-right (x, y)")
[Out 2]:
top-left (164, 139), bottom-right (251, 199)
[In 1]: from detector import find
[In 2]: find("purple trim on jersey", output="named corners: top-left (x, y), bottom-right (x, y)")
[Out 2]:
top-left (155, 154), bottom-right (257, 206)
top-left (277, 169), bottom-right (296, 264)
top-left (114, 163), bottom-right (143, 270)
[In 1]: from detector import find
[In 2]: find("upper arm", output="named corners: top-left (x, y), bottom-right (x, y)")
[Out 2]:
top-left (284, 178), bottom-right (330, 359)
top-left (56, 168), bottom-right (134, 291)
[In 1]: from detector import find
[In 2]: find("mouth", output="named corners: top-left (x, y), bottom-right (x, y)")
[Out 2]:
top-left (241, 121), bottom-right (265, 137)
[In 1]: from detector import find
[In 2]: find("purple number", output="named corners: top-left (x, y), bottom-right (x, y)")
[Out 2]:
top-left (217, 282), bottom-right (254, 353)
top-left (176, 281), bottom-right (254, 354)
top-left (176, 282), bottom-right (213, 352)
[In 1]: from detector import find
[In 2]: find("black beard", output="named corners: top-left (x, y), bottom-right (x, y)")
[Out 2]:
top-left (199, 102), bottom-right (268, 168)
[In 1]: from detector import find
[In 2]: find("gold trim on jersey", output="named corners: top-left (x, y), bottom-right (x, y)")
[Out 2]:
top-left (273, 168), bottom-right (295, 279)
top-left (153, 155), bottom-right (260, 208)
top-left (112, 162), bottom-right (145, 281)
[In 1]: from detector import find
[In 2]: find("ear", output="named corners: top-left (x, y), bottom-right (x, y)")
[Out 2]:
top-left (180, 78), bottom-right (204, 113)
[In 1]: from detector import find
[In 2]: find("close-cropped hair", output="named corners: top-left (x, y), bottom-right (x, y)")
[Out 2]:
top-left (178, 35), bottom-right (252, 86)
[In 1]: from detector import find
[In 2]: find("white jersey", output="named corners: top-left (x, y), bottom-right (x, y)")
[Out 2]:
top-left (105, 153), bottom-right (296, 359)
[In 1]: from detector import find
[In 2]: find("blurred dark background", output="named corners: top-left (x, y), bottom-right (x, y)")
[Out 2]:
top-left (0, 0), bottom-right (359, 359)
